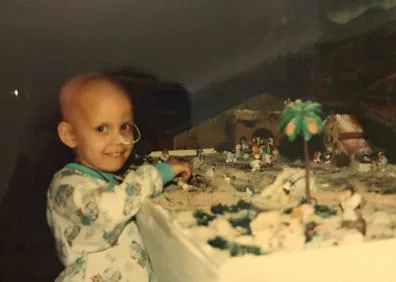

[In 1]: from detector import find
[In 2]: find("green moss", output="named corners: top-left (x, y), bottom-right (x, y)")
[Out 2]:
top-left (210, 203), bottom-right (229, 215)
top-left (228, 216), bottom-right (252, 234)
top-left (210, 200), bottom-right (260, 215)
top-left (207, 236), bottom-right (263, 257)
top-left (228, 200), bottom-right (255, 213)
top-left (235, 200), bottom-right (254, 210)
top-left (229, 243), bottom-right (262, 257)
top-left (207, 236), bottom-right (228, 250)
top-left (314, 204), bottom-right (337, 218)
top-left (193, 209), bottom-right (217, 226)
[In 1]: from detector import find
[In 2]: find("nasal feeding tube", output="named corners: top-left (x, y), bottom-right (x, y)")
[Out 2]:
top-left (119, 124), bottom-right (141, 145)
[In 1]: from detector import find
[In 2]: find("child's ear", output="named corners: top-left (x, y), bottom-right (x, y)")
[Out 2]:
top-left (57, 121), bottom-right (77, 148)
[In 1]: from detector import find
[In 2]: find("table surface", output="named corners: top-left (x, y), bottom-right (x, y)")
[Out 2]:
top-left (137, 199), bottom-right (396, 282)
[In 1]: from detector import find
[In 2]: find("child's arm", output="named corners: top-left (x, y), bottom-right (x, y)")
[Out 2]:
top-left (49, 162), bottom-right (191, 226)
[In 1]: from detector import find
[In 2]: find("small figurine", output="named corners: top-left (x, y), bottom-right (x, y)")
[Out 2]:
top-left (360, 154), bottom-right (371, 164)
top-left (312, 151), bottom-right (322, 164)
top-left (251, 142), bottom-right (261, 156)
top-left (240, 137), bottom-right (250, 153)
top-left (159, 148), bottom-right (170, 162)
top-left (271, 148), bottom-right (280, 162)
top-left (283, 98), bottom-right (294, 108)
top-left (243, 152), bottom-right (250, 160)
top-left (255, 136), bottom-right (261, 145)
top-left (235, 143), bottom-right (242, 160)
top-left (262, 153), bottom-right (272, 166)
top-left (196, 147), bottom-right (204, 161)
top-left (225, 151), bottom-right (236, 163)
top-left (339, 185), bottom-right (366, 235)
top-left (176, 178), bottom-right (192, 191)
top-left (261, 138), bottom-right (273, 156)
top-left (268, 137), bottom-right (274, 147)
top-left (323, 147), bottom-right (333, 164)
top-left (250, 154), bottom-right (262, 172)
top-left (377, 151), bottom-right (388, 172)
top-left (205, 166), bottom-right (215, 179)
top-left (191, 152), bottom-right (203, 171)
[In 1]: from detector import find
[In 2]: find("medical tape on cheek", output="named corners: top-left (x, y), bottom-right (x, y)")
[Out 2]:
top-left (119, 135), bottom-right (132, 145)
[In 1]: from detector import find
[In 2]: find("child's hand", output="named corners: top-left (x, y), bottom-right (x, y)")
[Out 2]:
top-left (169, 161), bottom-right (192, 182)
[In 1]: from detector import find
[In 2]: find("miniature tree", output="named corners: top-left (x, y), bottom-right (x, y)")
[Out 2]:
top-left (279, 99), bottom-right (323, 202)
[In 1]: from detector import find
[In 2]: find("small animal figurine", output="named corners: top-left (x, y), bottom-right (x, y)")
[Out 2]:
top-left (250, 154), bottom-right (262, 172)
top-left (377, 151), bottom-right (388, 172)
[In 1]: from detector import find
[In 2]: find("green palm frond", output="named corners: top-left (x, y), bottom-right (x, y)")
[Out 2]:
top-left (303, 101), bottom-right (322, 113)
top-left (288, 116), bottom-right (303, 142)
top-left (304, 112), bottom-right (324, 133)
top-left (302, 121), bottom-right (312, 141)
top-left (279, 99), bottom-right (324, 142)
top-left (279, 110), bottom-right (297, 131)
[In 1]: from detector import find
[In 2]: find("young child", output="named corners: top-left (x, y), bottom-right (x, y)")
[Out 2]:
top-left (46, 73), bottom-right (191, 282)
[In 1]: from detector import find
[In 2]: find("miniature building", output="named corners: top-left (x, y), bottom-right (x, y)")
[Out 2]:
top-left (172, 92), bottom-right (283, 149)
top-left (323, 114), bottom-right (372, 157)
top-left (233, 109), bottom-right (281, 146)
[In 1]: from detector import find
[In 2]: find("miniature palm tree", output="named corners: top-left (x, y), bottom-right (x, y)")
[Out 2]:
top-left (279, 99), bottom-right (323, 202)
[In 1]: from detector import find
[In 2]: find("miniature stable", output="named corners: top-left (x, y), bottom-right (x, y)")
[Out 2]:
top-left (137, 100), bottom-right (396, 282)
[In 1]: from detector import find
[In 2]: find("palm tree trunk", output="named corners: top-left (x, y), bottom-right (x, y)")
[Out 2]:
top-left (303, 139), bottom-right (311, 203)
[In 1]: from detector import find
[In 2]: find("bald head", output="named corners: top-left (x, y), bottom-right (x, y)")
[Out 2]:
top-left (59, 73), bottom-right (131, 124)
top-left (57, 73), bottom-right (136, 171)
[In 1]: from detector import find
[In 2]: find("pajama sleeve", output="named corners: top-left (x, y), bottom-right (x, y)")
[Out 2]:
top-left (50, 163), bottom-right (174, 226)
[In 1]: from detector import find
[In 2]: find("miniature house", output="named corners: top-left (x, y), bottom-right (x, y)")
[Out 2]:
top-left (323, 113), bottom-right (372, 157)
top-left (233, 109), bottom-right (281, 146)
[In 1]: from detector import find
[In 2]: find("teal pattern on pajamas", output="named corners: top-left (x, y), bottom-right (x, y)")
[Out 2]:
top-left (47, 162), bottom-right (174, 282)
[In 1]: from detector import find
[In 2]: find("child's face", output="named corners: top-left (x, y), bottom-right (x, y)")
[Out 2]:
top-left (68, 81), bottom-right (134, 172)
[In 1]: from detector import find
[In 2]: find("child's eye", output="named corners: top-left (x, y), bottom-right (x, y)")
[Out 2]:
top-left (96, 125), bottom-right (108, 133)
top-left (120, 123), bottom-right (132, 132)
